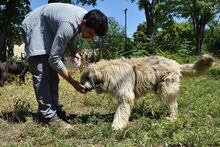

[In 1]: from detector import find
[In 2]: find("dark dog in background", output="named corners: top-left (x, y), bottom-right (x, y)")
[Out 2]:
top-left (0, 61), bottom-right (29, 87)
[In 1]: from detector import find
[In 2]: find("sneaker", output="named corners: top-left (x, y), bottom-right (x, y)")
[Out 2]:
top-left (35, 112), bottom-right (51, 124)
top-left (57, 109), bottom-right (67, 119)
top-left (56, 105), bottom-right (71, 122)
top-left (48, 117), bottom-right (73, 129)
top-left (37, 114), bottom-right (73, 130)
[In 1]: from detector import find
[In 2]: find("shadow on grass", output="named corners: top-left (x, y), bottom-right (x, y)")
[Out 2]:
top-left (0, 98), bottom-right (164, 124)
top-left (67, 113), bottom-right (114, 124)
top-left (66, 108), bottom-right (162, 124)
top-left (0, 108), bottom-right (162, 124)
top-left (0, 111), bottom-right (114, 124)
top-left (131, 107), bottom-right (163, 120)
top-left (0, 111), bottom-right (37, 123)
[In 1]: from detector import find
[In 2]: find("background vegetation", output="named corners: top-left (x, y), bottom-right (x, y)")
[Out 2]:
top-left (1, 0), bottom-right (220, 61)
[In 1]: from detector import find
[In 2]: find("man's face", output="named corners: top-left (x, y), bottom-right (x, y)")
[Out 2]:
top-left (81, 20), bottom-right (96, 39)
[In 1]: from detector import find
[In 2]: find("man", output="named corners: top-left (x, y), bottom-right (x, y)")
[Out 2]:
top-left (21, 3), bottom-right (108, 128)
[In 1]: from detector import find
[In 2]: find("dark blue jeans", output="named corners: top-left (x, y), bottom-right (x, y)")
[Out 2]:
top-left (28, 54), bottom-right (60, 120)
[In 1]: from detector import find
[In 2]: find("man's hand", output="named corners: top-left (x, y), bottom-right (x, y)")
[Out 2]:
top-left (71, 80), bottom-right (86, 93)
top-left (74, 52), bottom-right (81, 60)
top-left (58, 67), bottom-right (86, 93)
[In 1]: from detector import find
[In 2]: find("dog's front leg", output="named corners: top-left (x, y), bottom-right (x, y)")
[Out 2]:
top-left (112, 98), bottom-right (133, 130)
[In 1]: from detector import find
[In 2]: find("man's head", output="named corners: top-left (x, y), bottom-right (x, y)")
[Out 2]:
top-left (81, 9), bottom-right (108, 39)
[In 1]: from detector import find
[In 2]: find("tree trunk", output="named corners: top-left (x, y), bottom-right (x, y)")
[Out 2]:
top-left (190, 0), bottom-right (211, 55)
top-left (0, 25), bottom-right (8, 61)
top-left (192, 18), bottom-right (206, 55)
top-left (142, 0), bottom-right (154, 38)
top-left (146, 10), bottom-right (154, 38)
top-left (195, 32), bottom-right (202, 55)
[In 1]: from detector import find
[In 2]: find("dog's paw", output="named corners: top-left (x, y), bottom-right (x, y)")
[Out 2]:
top-left (165, 116), bottom-right (177, 121)
top-left (112, 124), bottom-right (124, 130)
top-left (112, 121), bottom-right (127, 130)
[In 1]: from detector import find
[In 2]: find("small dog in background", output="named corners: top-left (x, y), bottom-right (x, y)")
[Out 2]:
top-left (80, 55), bottom-right (214, 130)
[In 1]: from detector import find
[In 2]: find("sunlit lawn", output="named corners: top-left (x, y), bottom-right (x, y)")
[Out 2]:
top-left (0, 61), bottom-right (219, 146)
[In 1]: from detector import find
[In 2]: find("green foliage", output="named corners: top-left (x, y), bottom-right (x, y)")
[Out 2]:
top-left (205, 23), bottom-right (220, 56)
top-left (130, 0), bottom-right (219, 56)
top-left (132, 22), bottom-right (155, 55)
top-left (123, 39), bottom-right (152, 57)
top-left (156, 50), bottom-right (197, 64)
top-left (98, 21), bottom-right (125, 59)
top-left (133, 22), bottom-right (147, 43)
top-left (77, 0), bottom-right (220, 58)
top-left (132, 21), bottom-right (196, 57)
top-left (169, 0), bottom-right (218, 55)
top-left (77, 17), bottom-right (126, 60)
top-left (153, 22), bottom-right (194, 55)
top-left (0, 0), bottom-right (31, 61)
top-left (173, 0), bottom-right (216, 19)
top-left (74, 0), bottom-right (103, 6)
top-left (48, 0), bottom-right (71, 3)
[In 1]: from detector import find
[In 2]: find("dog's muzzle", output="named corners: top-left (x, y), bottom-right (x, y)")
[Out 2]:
top-left (81, 79), bottom-right (96, 91)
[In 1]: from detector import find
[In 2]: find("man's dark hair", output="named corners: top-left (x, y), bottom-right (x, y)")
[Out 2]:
top-left (83, 9), bottom-right (108, 36)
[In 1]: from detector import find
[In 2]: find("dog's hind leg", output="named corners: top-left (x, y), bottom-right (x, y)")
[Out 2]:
top-left (157, 75), bottom-right (180, 120)
top-left (19, 65), bottom-right (28, 85)
top-left (0, 72), bottom-right (9, 87)
top-left (112, 95), bottom-right (134, 130)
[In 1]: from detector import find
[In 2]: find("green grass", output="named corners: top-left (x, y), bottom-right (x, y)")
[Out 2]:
top-left (0, 64), bottom-right (220, 146)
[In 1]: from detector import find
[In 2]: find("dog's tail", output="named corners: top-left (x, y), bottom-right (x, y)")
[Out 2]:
top-left (180, 54), bottom-right (215, 77)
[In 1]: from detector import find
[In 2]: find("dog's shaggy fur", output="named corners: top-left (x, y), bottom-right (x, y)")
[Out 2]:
top-left (80, 55), bottom-right (214, 130)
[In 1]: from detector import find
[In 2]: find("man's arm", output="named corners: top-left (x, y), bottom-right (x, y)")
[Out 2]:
top-left (58, 67), bottom-right (86, 93)
top-left (48, 22), bottom-right (85, 93)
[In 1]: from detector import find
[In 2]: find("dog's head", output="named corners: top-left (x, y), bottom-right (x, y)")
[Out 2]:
top-left (80, 65), bottom-right (103, 92)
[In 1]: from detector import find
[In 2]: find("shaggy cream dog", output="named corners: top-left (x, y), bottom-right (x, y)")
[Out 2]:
top-left (80, 55), bottom-right (214, 130)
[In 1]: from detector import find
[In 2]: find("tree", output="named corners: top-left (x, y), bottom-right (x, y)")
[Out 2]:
top-left (132, 22), bottom-right (154, 55)
top-left (0, 0), bottom-right (30, 61)
top-left (133, 20), bottom-right (195, 56)
top-left (154, 22), bottom-right (195, 55)
top-left (131, 0), bottom-right (159, 38)
top-left (74, 0), bottom-right (101, 6)
top-left (77, 0), bottom-right (168, 39)
top-left (99, 17), bottom-right (125, 59)
top-left (204, 23), bottom-right (220, 56)
top-left (77, 17), bottom-right (126, 60)
top-left (48, 0), bottom-right (71, 3)
top-left (171, 0), bottom-right (218, 55)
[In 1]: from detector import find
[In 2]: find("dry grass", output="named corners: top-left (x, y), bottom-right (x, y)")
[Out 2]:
top-left (0, 63), bottom-right (220, 146)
